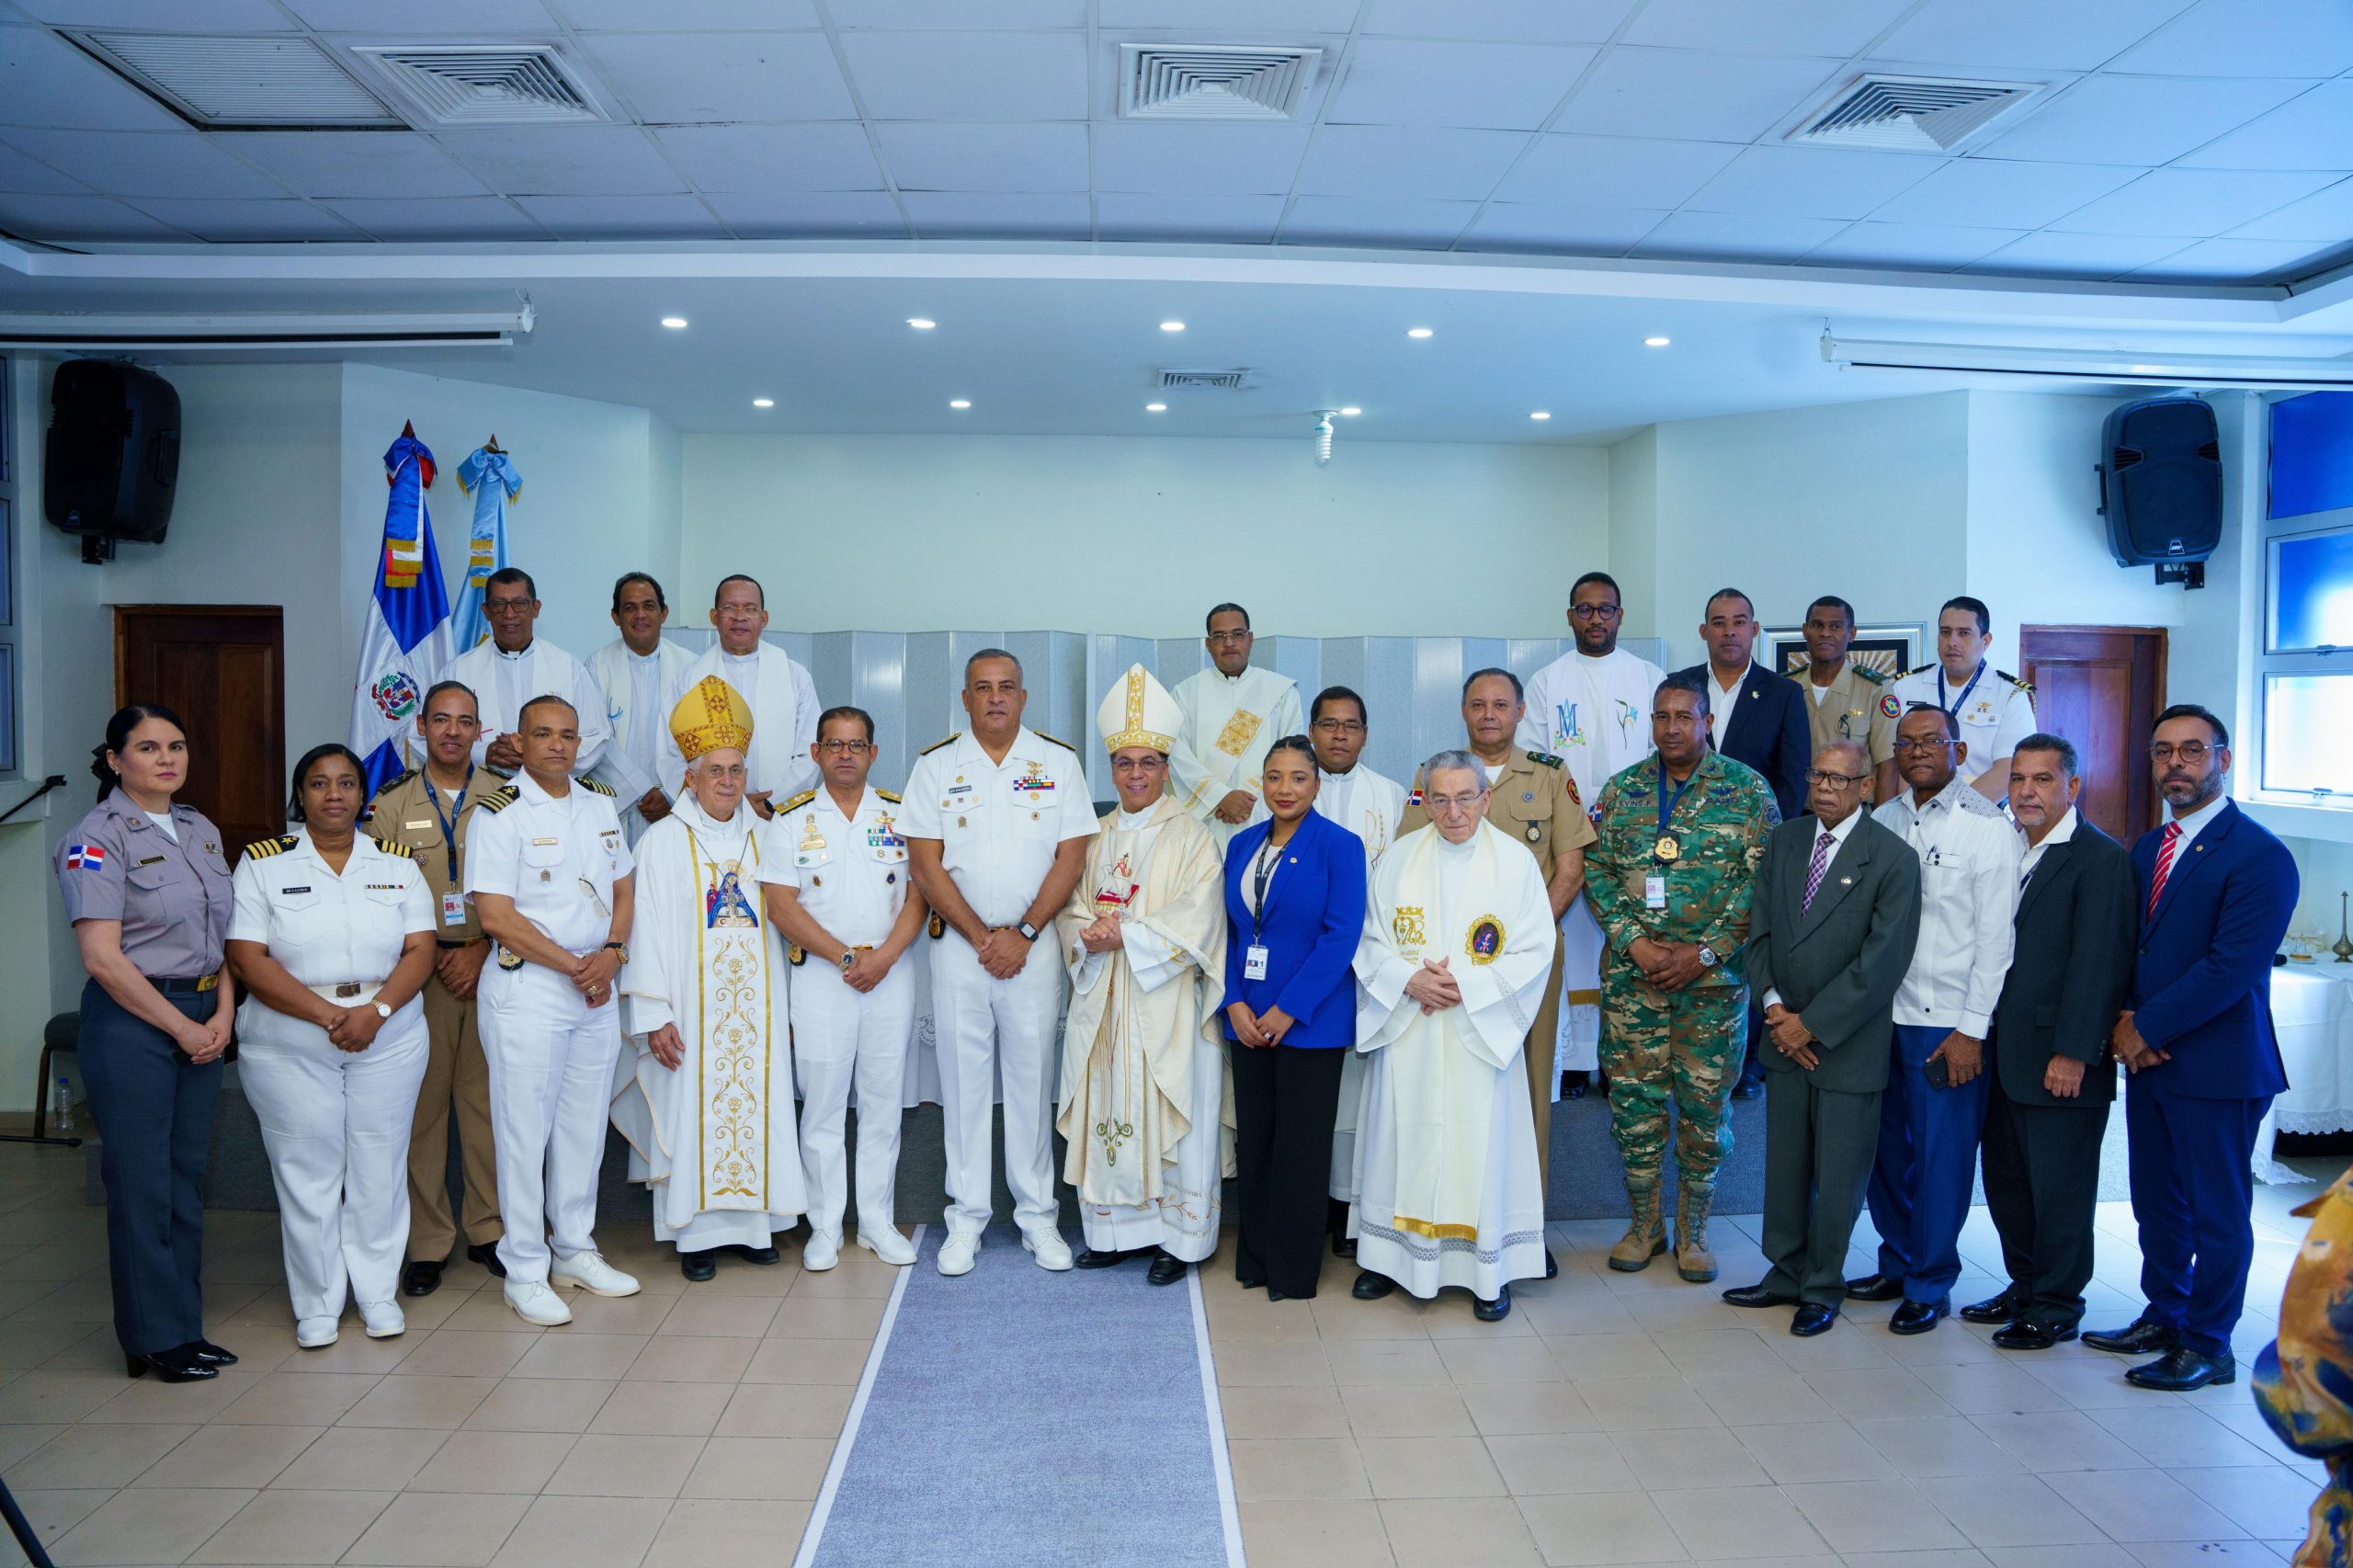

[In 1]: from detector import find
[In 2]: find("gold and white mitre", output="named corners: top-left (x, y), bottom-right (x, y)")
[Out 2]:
top-left (669, 674), bottom-right (755, 761)
top-left (1097, 663), bottom-right (1183, 756)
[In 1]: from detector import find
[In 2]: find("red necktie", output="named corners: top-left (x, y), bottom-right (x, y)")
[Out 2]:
top-left (2146, 821), bottom-right (2181, 919)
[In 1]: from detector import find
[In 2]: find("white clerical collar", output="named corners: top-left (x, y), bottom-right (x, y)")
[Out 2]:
top-left (720, 645), bottom-right (758, 665)
top-left (1319, 767), bottom-right (1356, 784)
top-left (679, 794), bottom-right (746, 835)
top-left (1117, 803), bottom-right (1156, 822)
top-left (1218, 668), bottom-right (1248, 686)
top-left (494, 642), bottom-right (533, 662)
top-left (1437, 830), bottom-right (1476, 857)
top-left (627, 644), bottom-right (661, 665)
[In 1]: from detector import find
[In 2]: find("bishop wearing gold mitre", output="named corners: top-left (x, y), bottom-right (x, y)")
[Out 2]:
top-left (613, 676), bottom-right (807, 1280)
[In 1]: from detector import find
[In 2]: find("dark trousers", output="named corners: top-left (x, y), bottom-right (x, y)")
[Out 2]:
top-left (78, 980), bottom-right (222, 1357)
top-left (1868, 1023), bottom-right (1990, 1307)
top-left (1759, 1068), bottom-right (1881, 1307)
top-left (1980, 1066), bottom-right (2109, 1328)
top-left (2126, 1078), bottom-right (2267, 1358)
top-left (1231, 1041), bottom-right (1347, 1299)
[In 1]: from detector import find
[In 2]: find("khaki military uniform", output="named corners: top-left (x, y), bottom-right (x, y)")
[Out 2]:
top-left (1792, 658), bottom-right (1899, 771)
top-left (369, 766), bottom-right (508, 1263)
top-left (1399, 749), bottom-right (1597, 1198)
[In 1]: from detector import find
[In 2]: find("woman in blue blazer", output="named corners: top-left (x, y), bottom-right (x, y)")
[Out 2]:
top-left (1223, 735), bottom-right (1367, 1300)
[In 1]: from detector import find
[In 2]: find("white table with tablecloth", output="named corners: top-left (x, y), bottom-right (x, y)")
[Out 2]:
top-left (2256, 964), bottom-right (2353, 1183)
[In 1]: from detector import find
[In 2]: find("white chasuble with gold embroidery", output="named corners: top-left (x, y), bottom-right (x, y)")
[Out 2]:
top-left (1052, 796), bottom-right (1232, 1260)
top-left (1170, 665), bottom-right (1304, 846)
top-left (1349, 818), bottom-right (1553, 1300)
top-left (614, 794), bottom-right (806, 1248)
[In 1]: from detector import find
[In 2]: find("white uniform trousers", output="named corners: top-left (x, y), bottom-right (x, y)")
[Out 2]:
top-left (479, 964), bottom-right (621, 1284)
top-left (929, 927), bottom-right (1064, 1239)
top-left (790, 958), bottom-right (915, 1236)
top-left (240, 1006), bottom-right (430, 1321)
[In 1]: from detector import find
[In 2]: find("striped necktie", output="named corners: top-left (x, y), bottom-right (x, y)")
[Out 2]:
top-left (1801, 826), bottom-right (1836, 913)
top-left (2146, 821), bottom-right (2182, 919)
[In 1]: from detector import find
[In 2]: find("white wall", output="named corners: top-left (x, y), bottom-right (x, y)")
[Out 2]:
top-left (679, 434), bottom-right (1608, 639)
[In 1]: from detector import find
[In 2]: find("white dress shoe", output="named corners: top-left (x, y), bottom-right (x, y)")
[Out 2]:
top-left (858, 1227), bottom-right (918, 1267)
top-left (550, 1249), bottom-right (641, 1297)
top-left (803, 1230), bottom-right (841, 1272)
top-left (506, 1280), bottom-right (573, 1326)
top-left (1024, 1229), bottom-right (1074, 1271)
top-left (937, 1232), bottom-right (980, 1277)
top-left (295, 1315), bottom-right (340, 1349)
top-left (359, 1301), bottom-right (405, 1339)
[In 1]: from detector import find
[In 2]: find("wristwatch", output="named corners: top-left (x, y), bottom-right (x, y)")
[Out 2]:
top-left (1017, 921), bottom-right (1041, 942)
top-left (370, 1001), bottom-right (392, 1020)
top-left (1697, 945), bottom-right (1720, 969)
top-left (603, 940), bottom-right (630, 965)
top-left (836, 950), bottom-right (856, 974)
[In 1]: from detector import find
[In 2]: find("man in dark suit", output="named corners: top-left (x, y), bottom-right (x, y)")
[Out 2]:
top-left (1963, 733), bottom-right (2136, 1349)
top-left (1673, 587), bottom-right (1811, 820)
top-left (1722, 739), bottom-right (1921, 1336)
top-left (2085, 704), bottom-right (2297, 1392)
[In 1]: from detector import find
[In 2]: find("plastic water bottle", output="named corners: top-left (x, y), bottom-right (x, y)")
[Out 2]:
top-left (51, 1074), bottom-right (73, 1134)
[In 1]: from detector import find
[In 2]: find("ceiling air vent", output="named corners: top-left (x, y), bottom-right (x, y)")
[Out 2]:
top-left (1787, 74), bottom-right (2040, 153)
top-left (1119, 44), bottom-right (1321, 121)
top-left (348, 44), bottom-right (607, 127)
top-left (65, 31), bottom-right (401, 128)
top-left (1157, 369), bottom-right (1253, 391)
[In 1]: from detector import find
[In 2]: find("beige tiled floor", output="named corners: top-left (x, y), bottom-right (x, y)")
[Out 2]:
top-left (0, 1138), bottom-right (2333, 1567)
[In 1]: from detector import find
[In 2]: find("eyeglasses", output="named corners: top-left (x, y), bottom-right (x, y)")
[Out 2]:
top-left (483, 599), bottom-right (534, 616)
top-left (1805, 768), bottom-right (1869, 790)
top-left (1568, 604), bottom-right (1621, 621)
top-left (816, 739), bottom-right (871, 756)
top-left (1206, 630), bottom-right (1253, 646)
top-left (1424, 791), bottom-right (1484, 812)
top-left (2149, 741), bottom-right (2214, 765)
top-left (1311, 719), bottom-right (1366, 735)
top-left (1893, 736), bottom-right (1955, 753)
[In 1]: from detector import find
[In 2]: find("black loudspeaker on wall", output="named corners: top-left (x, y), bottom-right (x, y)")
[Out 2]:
top-left (2097, 394), bottom-right (2221, 589)
top-left (44, 359), bottom-right (181, 564)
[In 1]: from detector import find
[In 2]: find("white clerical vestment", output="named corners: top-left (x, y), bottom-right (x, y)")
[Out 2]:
top-left (1516, 646), bottom-right (1663, 1075)
top-left (1314, 763), bottom-right (1406, 1204)
top-left (446, 635), bottom-right (611, 778)
top-left (1351, 819), bottom-right (1553, 1300)
top-left (1169, 666), bottom-right (1304, 846)
top-left (613, 794), bottom-right (806, 1249)
top-left (1054, 796), bottom-right (1231, 1260)
top-left (588, 637), bottom-right (695, 842)
top-left (657, 642), bottom-right (820, 807)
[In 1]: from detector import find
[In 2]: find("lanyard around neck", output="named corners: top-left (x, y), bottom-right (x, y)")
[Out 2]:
top-left (423, 765), bottom-right (472, 885)
top-left (1937, 661), bottom-right (1986, 717)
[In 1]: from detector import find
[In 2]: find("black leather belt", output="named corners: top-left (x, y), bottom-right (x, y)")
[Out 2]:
top-left (153, 973), bottom-right (220, 995)
top-left (435, 938), bottom-right (481, 950)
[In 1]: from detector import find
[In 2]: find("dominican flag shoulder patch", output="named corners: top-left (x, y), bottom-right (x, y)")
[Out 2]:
top-left (64, 845), bottom-right (107, 870)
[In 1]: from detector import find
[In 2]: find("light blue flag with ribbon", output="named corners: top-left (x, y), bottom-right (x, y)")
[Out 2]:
top-left (350, 427), bottom-right (453, 796)
top-left (449, 442), bottom-right (522, 651)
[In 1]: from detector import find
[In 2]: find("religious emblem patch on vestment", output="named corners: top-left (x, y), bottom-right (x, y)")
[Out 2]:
top-left (1465, 915), bottom-right (1505, 963)
top-left (1213, 708), bottom-right (1265, 758)
top-left (1392, 904), bottom-right (1426, 946)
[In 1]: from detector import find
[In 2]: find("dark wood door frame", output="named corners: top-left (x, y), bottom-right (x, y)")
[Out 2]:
top-left (114, 604), bottom-right (286, 853)
top-left (2018, 623), bottom-right (2168, 842)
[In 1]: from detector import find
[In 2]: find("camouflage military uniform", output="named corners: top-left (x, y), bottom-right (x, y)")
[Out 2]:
top-left (1584, 749), bottom-right (1779, 1279)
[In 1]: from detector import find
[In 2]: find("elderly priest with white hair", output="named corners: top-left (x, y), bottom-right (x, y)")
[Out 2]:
top-left (614, 676), bottom-right (807, 1281)
top-left (1349, 749), bottom-right (1556, 1323)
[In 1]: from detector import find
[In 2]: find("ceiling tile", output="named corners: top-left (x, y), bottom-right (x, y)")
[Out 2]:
top-left (1871, 0), bottom-right (2197, 71)
top-left (1684, 144), bottom-right (1939, 220)
top-left (2227, 176), bottom-right (2353, 242)
top-left (1279, 195), bottom-right (1480, 249)
top-left (1627, 210), bottom-right (1850, 261)
top-left (0, 25), bottom-right (186, 131)
top-left (1293, 125), bottom-right (1527, 199)
top-left (0, 141), bottom-right (88, 195)
top-left (875, 122), bottom-right (1088, 192)
top-left (0, 128), bottom-right (289, 199)
top-left (2110, 0), bottom-right (2353, 77)
top-left (513, 193), bottom-right (730, 238)
top-left (1868, 157), bottom-right (2141, 228)
top-left (2175, 83), bottom-right (2353, 171)
top-left (1620, 0), bottom-right (1918, 58)
top-left (124, 198), bottom-right (361, 242)
top-left (1359, 0), bottom-right (1642, 44)
top-left (1325, 40), bottom-right (1597, 131)
top-left (699, 188), bottom-right (906, 235)
top-left (838, 31), bottom-right (1087, 120)
top-left (553, 0), bottom-right (819, 28)
top-left (1095, 192), bottom-right (1285, 243)
top-left (1456, 202), bottom-right (1665, 254)
top-left (652, 124), bottom-right (882, 192)
top-left (209, 132), bottom-right (489, 199)
top-left (1097, 0), bottom-right (1358, 28)
top-left (1797, 221), bottom-right (2026, 269)
top-left (432, 127), bottom-right (688, 196)
top-left (1552, 47), bottom-right (1842, 142)
top-left (827, 0), bottom-right (1084, 26)
top-left (1493, 133), bottom-right (1739, 207)
top-left (2120, 237), bottom-right (2347, 283)
top-left (1978, 74), bottom-right (2305, 165)
top-left (1961, 230), bottom-right (2195, 278)
top-left (579, 32), bottom-right (855, 123)
top-left (2048, 167), bottom-right (2338, 236)
top-left (0, 191), bottom-right (188, 240)
top-left (900, 191), bottom-right (1090, 237)
top-left (14, 0), bottom-right (291, 27)
top-left (318, 196), bottom-right (548, 240)
top-left (284, 0), bottom-right (558, 28)
top-left (1092, 122), bottom-right (1312, 195)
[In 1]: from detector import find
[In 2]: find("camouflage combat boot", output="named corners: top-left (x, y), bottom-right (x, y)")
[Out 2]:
top-left (1675, 1178), bottom-right (1717, 1283)
top-left (1608, 1182), bottom-right (1665, 1272)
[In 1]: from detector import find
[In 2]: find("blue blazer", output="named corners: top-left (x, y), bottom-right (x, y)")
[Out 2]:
top-left (2129, 799), bottom-right (2296, 1102)
top-left (1222, 811), bottom-right (1367, 1051)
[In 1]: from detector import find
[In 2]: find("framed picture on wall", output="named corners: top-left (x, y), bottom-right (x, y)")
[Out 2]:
top-left (1765, 623), bottom-right (1925, 681)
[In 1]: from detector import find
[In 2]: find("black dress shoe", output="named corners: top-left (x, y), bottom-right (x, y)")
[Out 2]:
top-left (1959, 1286), bottom-right (2027, 1324)
top-left (2125, 1346), bottom-right (2236, 1391)
top-left (1844, 1273), bottom-right (1904, 1302)
top-left (680, 1252), bottom-right (717, 1282)
top-left (1146, 1252), bottom-right (1189, 1287)
top-left (2084, 1314), bottom-right (2181, 1356)
top-left (1790, 1303), bottom-right (1838, 1336)
top-left (1267, 1289), bottom-right (1291, 1302)
top-left (1732, 1079), bottom-right (1763, 1100)
top-left (185, 1339), bottom-right (239, 1367)
top-left (1992, 1321), bottom-right (2079, 1351)
top-left (1561, 1070), bottom-right (1589, 1100)
top-left (1352, 1270), bottom-right (1396, 1301)
top-left (1722, 1283), bottom-right (1798, 1309)
top-left (1075, 1246), bottom-right (1139, 1269)
top-left (1236, 1273), bottom-right (1267, 1290)
top-left (1331, 1234), bottom-right (1358, 1259)
top-left (127, 1348), bottom-right (219, 1382)
top-left (1890, 1299), bottom-right (1946, 1335)
top-left (1472, 1287), bottom-right (1511, 1323)
top-left (402, 1260), bottom-right (444, 1298)
top-left (1544, 1248), bottom-right (1559, 1280)
top-left (466, 1242), bottom-right (507, 1278)
top-left (728, 1244), bottom-right (781, 1266)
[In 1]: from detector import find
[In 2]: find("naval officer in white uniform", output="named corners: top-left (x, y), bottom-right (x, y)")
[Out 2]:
top-left (1886, 596), bottom-right (2037, 807)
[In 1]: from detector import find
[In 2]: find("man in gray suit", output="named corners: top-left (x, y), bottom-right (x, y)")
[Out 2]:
top-left (1722, 739), bottom-right (1922, 1335)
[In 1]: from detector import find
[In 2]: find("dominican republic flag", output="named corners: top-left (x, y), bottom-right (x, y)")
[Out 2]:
top-left (63, 845), bottom-right (106, 870)
top-left (449, 443), bottom-right (521, 652)
top-left (350, 429), bottom-right (453, 796)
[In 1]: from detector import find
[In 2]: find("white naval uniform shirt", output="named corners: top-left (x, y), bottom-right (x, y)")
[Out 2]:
top-left (1888, 661), bottom-right (2038, 793)
top-left (229, 831), bottom-right (433, 1046)
top-left (1314, 764), bottom-right (1406, 869)
top-left (1874, 774), bottom-right (2021, 1037)
top-left (465, 771), bottom-right (634, 955)
top-left (900, 727), bottom-right (1098, 926)
top-left (759, 785), bottom-right (911, 949)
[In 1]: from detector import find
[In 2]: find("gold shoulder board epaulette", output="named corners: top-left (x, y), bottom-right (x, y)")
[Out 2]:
top-left (371, 836), bottom-right (414, 859)
top-left (1894, 665), bottom-right (1924, 681)
top-left (877, 789), bottom-right (903, 804)
top-left (477, 785), bottom-right (521, 814)
top-left (1034, 730), bottom-right (1076, 752)
top-left (1855, 665), bottom-right (1887, 685)
top-left (919, 733), bottom-right (961, 756)
top-left (1998, 669), bottom-right (2033, 693)
top-left (580, 777), bottom-right (617, 798)
top-left (1528, 751), bottom-right (1563, 769)
top-left (777, 790), bottom-right (819, 815)
top-left (244, 835), bottom-right (297, 859)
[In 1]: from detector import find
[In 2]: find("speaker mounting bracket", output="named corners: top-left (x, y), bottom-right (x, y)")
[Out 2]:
top-left (2153, 561), bottom-right (2205, 590)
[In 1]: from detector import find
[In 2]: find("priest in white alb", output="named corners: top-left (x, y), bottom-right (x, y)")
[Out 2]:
top-left (1171, 602), bottom-right (1304, 846)
top-left (655, 574), bottom-right (820, 820)
top-left (1350, 749), bottom-right (1555, 1322)
top-left (613, 676), bottom-right (807, 1280)
top-left (1057, 664), bottom-right (1232, 1287)
top-left (444, 565), bottom-right (610, 778)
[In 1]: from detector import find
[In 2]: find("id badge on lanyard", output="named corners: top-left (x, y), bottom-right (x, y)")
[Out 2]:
top-left (1644, 875), bottom-right (1667, 911)
top-left (1246, 837), bottom-right (1279, 980)
top-left (1245, 944), bottom-right (1269, 981)
top-left (442, 892), bottom-right (468, 927)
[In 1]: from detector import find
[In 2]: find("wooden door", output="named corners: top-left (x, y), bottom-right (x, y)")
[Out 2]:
top-left (115, 606), bottom-right (285, 853)
top-left (2018, 625), bottom-right (2167, 842)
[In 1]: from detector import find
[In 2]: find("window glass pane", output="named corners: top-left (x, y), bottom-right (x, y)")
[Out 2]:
top-left (2274, 392), bottom-right (2353, 520)
top-left (2263, 674), bottom-right (2353, 796)
top-left (2272, 526), bottom-right (2353, 652)
top-left (0, 643), bottom-right (14, 776)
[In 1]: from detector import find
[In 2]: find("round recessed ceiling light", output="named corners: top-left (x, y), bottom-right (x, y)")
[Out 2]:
top-left (949, 399), bottom-right (972, 410)
top-left (1644, 335), bottom-right (1671, 347)
top-left (1145, 403), bottom-right (1167, 413)
top-left (1406, 326), bottom-right (1434, 339)
top-left (1339, 406), bottom-right (1361, 416)
top-left (1529, 411), bottom-right (1552, 420)
top-left (907, 317), bottom-right (937, 330)
top-left (661, 316), bottom-right (688, 329)
top-left (752, 397), bottom-right (774, 409)
top-left (1160, 320), bottom-right (1186, 333)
